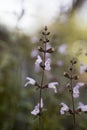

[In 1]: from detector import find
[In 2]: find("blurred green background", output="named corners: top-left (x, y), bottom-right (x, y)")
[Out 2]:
top-left (0, 0), bottom-right (87, 130)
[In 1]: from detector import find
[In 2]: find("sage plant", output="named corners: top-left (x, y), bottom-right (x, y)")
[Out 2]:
top-left (59, 57), bottom-right (87, 130)
top-left (25, 26), bottom-right (58, 130)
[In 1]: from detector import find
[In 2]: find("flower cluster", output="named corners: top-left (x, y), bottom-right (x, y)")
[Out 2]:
top-left (24, 26), bottom-right (59, 123)
top-left (60, 58), bottom-right (86, 117)
top-left (35, 55), bottom-right (51, 71)
top-left (60, 102), bottom-right (87, 115)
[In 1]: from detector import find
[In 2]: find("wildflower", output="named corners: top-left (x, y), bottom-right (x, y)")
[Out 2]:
top-left (31, 98), bottom-right (43, 116)
top-left (80, 63), bottom-right (87, 74)
top-left (58, 44), bottom-right (67, 54)
top-left (60, 102), bottom-right (69, 115)
top-left (77, 102), bottom-right (87, 112)
top-left (45, 58), bottom-right (51, 71)
top-left (35, 56), bottom-right (51, 71)
top-left (24, 77), bottom-right (36, 87)
top-left (35, 55), bottom-right (42, 65)
top-left (48, 82), bottom-right (58, 93)
top-left (73, 82), bottom-right (84, 98)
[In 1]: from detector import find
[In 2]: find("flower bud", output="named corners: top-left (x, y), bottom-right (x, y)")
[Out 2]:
top-left (46, 48), bottom-right (54, 53)
top-left (40, 38), bottom-right (43, 41)
top-left (38, 46), bottom-right (44, 52)
top-left (73, 75), bottom-right (79, 80)
top-left (64, 72), bottom-right (70, 78)
top-left (69, 67), bottom-right (73, 71)
top-left (42, 31), bottom-right (45, 35)
top-left (45, 26), bottom-right (48, 31)
top-left (46, 39), bottom-right (49, 42)
top-left (70, 59), bottom-right (77, 64)
top-left (46, 32), bottom-right (50, 35)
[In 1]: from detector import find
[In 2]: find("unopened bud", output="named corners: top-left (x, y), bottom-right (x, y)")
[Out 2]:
top-left (46, 32), bottom-right (50, 35)
top-left (70, 59), bottom-right (77, 64)
top-left (40, 38), bottom-right (43, 41)
top-left (35, 82), bottom-right (40, 88)
top-left (73, 75), bottom-right (79, 80)
top-left (47, 48), bottom-right (54, 53)
top-left (42, 31), bottom-right (45, 35)
top-left (38, 46), bottom-right (44, 52)
top-left (46, 39), bottom-right (49, 42)
top-left (68, 109), bottom-right (73, 115)
top-left (69, 67), bottom-right (73, 71)
top-left (64, 72), bottom-right (70, 78)
top-left (45, 26), bottom-right (48, 31)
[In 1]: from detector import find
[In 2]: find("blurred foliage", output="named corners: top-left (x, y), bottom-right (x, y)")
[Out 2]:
top-left (0, 2), bottom-right (87, 129)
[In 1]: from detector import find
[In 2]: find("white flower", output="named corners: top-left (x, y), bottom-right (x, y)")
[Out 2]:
top-left (48, 82), bottom-right (59, 93)
top-left (45, 58), bottom-right (51, 71)
top-left (35, 55), bottom-right (42, 65)
top-left (58, 44), bottom-right (67, 54)
top-left (73, 87), bottom-right (79, 98)
top-left (80, 63), bottom-right (87, 74)
top-left (24, 77), bottom-right (36, 87)
top-left (77, 102), bottom-right (87, 112)
top-left (35, 56), bottom-right (51, 71)
top-left (31, 98), bottom-right (43, 116)
top-left (60, 102), bottom-right (69, 115)
top-left (73, 82), bottom-right (84, 98)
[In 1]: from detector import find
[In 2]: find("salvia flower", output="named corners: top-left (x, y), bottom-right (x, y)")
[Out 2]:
top-left (31, 98), bottom-right (43, 116)
top-left (45, 58), bottom-right (51, 71)
top-left (24, 77), bottom-right (36, 87)
top-left (73, 82), bottom-right (84, 98)
top-left (77, 102), bottom-right (87, 112)
top-left (35, 55), bottom-right (42, 65)
top-left (48, 82), bottom-right (59, 93)
top-left (60, 102), bottom-right (69, 115)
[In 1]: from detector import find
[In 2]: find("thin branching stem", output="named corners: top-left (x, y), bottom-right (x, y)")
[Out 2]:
top-left (70, 64), bottom-right (77, 130)
top-left (39, 34), bottom-right (47, 130)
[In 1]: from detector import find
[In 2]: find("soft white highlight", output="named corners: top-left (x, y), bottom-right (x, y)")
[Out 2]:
top-left (58, 44), bottom-right (67, 54)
